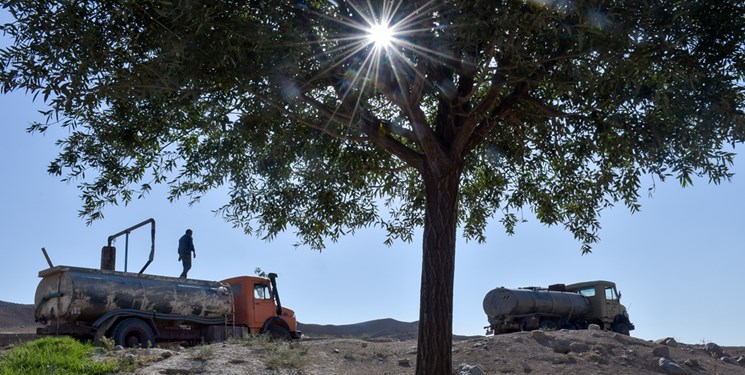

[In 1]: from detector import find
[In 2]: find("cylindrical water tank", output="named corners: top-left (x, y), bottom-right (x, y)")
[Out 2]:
top-left (34, 266), bottom-right (233, 324)
top-left (483, 287), bottom-right (589, 319)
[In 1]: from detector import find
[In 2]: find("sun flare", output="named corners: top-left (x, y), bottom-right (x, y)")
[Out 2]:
top-left (367, 23), bottom-right (394, 49)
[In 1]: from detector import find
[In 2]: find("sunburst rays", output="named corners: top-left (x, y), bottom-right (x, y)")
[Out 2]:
top-left (286, 0), bottom-right (459, 132)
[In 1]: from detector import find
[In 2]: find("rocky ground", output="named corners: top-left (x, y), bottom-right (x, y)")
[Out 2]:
top-left (2, 301), bottom-right (745, 374)
top-left (98, 327), bottom-right (745, 375)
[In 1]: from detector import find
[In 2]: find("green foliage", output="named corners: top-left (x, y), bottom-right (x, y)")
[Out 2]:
top-left (1, 1), bottom-right (742, 251)
top-left (188, 344), bottom-right (216, 361)
top-left (253, 267), bottom-right (267, 277)
top-left (0, 337), bottom-right (131, 375)
top-left (98, 336), bottom-right (115, 352)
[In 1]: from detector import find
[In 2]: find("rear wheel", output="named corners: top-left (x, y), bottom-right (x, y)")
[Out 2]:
top-left (539, 319), bottom-right (559, 331)
top-left (112, 318), bottom-right (156, 348)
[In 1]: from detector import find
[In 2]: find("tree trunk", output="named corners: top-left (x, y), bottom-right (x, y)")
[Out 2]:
top-left (415, 162), bottom-right (461, 375)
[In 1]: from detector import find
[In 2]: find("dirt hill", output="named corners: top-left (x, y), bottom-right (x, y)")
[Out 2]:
top-left (113, 328), bottom-right (745, 374)
top-left (3, 301), bottom-right (745, 374)
top-left (0, 301), bottom-right (38, 332)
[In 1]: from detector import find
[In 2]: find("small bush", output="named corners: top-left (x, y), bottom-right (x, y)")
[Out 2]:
top-left (225, 334), bottom-right (308, 369)
top-left (98, 336), bottom-right (116, 351)
top-left (188, 344), bottom-right (216, 361)
top-left (0, 337), bottom-right (132, 375)
top-left (264, 342), bottom-right (309, 370)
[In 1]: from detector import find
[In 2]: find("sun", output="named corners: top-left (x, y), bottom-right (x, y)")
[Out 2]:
top-left (367, 22), bottom-right (394, 49)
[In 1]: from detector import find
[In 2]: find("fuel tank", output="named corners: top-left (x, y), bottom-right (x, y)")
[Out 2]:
top-left (482, 287), bottom-right (590, 319)
top-left (35, 266), bottom-right (233, 324)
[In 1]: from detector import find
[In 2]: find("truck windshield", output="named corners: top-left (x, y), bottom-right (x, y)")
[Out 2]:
top-left (254, 284), bottom-right (272, 300)
top-left (577, 287), bottom-right (595, 297)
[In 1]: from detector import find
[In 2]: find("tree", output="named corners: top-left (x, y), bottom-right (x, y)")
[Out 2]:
top-left (1, 1), bottom-right (744, 373)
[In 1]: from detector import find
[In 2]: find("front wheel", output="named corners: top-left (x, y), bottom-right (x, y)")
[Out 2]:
top-left (112, 318), bottom-right (156, 348)
top-left (611, 322), bottom-right (630, 335)
top-left (264, 325), bottom-right (292, 341)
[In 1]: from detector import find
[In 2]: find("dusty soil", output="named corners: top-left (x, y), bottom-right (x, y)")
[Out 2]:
top-left (2, 302), bottom-right (744, 374)
top-left (104, 329), bottom-right (745, 375)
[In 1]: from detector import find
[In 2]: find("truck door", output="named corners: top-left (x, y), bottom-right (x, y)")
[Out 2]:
top-left (604, 286), bottom-right (622, 320)
top-left (252, 282), bottom-right (276, 327)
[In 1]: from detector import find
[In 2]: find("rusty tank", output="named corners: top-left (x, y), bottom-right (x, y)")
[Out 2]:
top-left (35, 266), bottom-right (232, 325)
top-left (482, 287), bottom-right (590, 319)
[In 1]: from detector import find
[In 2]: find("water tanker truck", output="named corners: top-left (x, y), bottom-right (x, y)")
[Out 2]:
top-left (483, 280), bottom-right (634, 335)
top-left (34, 219), bottom-right (301, 347)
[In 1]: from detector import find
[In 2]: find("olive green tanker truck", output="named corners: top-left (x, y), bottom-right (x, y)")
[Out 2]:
top-left (34, 219), bottom-right (301, 347)
top-left (483, 280), bottom-right (634, 335)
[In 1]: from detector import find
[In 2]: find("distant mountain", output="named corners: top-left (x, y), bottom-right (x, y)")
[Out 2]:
top-left (0, 301), bottom-right (37, 330)
top-left (299, 318), bottom-right (419, 340)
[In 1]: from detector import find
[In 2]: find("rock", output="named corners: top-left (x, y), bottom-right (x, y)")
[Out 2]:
top-left (683, 358), bottom-right (700, 369)
top-left (737, 356), bottom-right (745, 366)
top-left (720, 356), bottom-right (737, 365)
top-left (114, 345), bottom-right (125, 351)
top-left (655, 337), bottom-right (679, 347)
top-left (521, 361), bottom-right (532, 373)
top-left (124, 353), bottom-right (136, 364)
top-left (587, 353), bottom-right (608, 365)
top-left (530, 330), bottom-right (548, 341)
top-left (333, 349), bottom-right (340, 354)
top-left (455, 363), bottom-right (485, 375)
top-left (658, 357), bottom-right (688, 375)
top-left (653, 346), bottom-right (671, 358)
top-left (553, 339), bottom-right (571, 354)
top-left (568, 342), bottom-right (589, 353)
top-left (160, 350), bottom-right (173, 359)
top-left (472, 341), bottom-right (486, 349)
top-left (588, 324), bottom-right (601, 330)
top-left (704, 342), bottom-right (723, 357)
top-left (398, 358), bottom-right (411, 367)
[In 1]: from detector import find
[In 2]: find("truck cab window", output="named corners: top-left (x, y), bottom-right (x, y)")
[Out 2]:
top-left (577, 287), bottom-right (595, 297)
top-left (605, 287), bottom-right (618, 301)
top-left (254, 284), bottom-right (272, 300)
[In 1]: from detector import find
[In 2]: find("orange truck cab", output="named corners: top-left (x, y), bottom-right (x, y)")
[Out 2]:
top-left (222, 273), bottom-right (301, 340)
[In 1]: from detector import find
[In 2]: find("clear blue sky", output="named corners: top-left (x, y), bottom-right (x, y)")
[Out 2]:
top-left (1, 11), bottom-right (743, 346)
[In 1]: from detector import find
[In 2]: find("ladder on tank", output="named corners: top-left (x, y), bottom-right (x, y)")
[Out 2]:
top-left (220, 281), bottom-right (238, 340)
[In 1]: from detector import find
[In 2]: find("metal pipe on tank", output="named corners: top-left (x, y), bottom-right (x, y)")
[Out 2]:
top-left (105, 218), bottom-right (156, 274)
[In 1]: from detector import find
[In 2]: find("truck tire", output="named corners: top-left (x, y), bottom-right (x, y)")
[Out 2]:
top-left (112, 318), bottom-right (156, 348)
top-left (539, 319), bottom-right (559, 331)
top-left (265, 326), bottom-right (292, 341)
top-left (611, 322), bottom-right (630, 335)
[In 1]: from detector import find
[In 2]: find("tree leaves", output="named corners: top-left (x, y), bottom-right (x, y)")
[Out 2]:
top-left (1, 0), bottom-right (743, 251)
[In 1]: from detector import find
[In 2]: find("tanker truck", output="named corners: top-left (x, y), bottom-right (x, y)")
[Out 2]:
top-left (483, 280), bottom-right (634, 335)
top-left (34, 219), bottom-right (301, 347)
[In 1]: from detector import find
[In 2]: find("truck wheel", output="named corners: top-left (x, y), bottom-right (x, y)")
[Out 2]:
top-left (112, 318), bottom-right (156, 348)
top-left (265, 326), bottom-right (292, 341)
top-left (539, 319), bottom-right (558, 331)
top-left (611, 322), bottom-right (630, 335)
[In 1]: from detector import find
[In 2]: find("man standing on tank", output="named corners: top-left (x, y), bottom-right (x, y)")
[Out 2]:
top-left (178, 229), bottom-right (196, 278)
